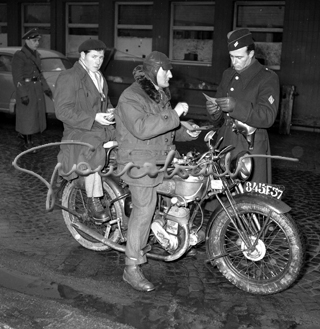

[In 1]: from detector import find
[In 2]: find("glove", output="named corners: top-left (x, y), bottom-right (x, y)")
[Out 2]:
top-left (21, 96), bottom-right (29, 106)
top-left (215, 97), bottom-right (236, 113)
top-left (174, 102), bottom-right (189, 117)
top-left (206, 100), bottom-right (220, 115)
top-left (44, 89), bottom-right (53, 99)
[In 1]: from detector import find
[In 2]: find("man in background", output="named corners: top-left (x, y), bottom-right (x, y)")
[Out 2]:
top-left (12, 28), bottom-right (52, 151)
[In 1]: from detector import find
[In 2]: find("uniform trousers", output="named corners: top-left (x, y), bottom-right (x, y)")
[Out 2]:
top-left (125, 184), bottom-right (157, 265)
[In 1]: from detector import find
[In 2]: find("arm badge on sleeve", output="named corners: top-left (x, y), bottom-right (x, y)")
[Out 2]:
top-left (268, 95), bottom-right (275, 104)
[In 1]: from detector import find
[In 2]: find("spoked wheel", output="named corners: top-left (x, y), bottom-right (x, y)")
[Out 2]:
top-left (206, 202), bottom-right (305, 295)
top-left (61, 179), bottom-right (124, 251)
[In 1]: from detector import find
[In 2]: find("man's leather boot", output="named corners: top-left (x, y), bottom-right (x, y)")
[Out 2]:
top-left (123, 265), bottom-right (155, 292)
top-left (87, 197), bottom-right (108, 222)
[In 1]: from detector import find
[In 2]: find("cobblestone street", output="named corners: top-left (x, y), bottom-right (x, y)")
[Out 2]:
top-left (0, 113), bottom-right (320, 329)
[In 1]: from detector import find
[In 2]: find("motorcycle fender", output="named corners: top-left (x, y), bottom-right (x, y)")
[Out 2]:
top-left (205, 193), bottom-right (291, 239)
top-left (102, 175), bottom-right (125, 195)
top-left (101, 175), bottom-right (132, 220)
top-left (101, 175), bottom-right (127, 207)
top-left (233, 193), bottom-right (291, 214)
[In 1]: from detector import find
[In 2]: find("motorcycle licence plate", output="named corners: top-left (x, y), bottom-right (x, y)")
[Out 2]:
top-left (244, 182), bottom-right (285, 199)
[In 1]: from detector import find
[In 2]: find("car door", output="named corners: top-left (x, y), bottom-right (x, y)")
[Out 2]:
top-left (0, 53), bottom-right (15, 112)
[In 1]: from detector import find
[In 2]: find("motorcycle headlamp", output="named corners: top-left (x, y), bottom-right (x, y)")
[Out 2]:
top-left (234, 151), bottom-right (253, 180)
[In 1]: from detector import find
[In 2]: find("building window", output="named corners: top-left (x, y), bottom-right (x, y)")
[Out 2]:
top-left (170, 2), bottom-right (215, 66)
top-left (0, 4), bottom-right (7, 47)
top-left (115, 2), bottom-right (153, 60)
top-left (22, 3), bottom-right (51, 49)
top-left (66, 2), bottom-right (99, 57)
top-left (234, 1), bottom-right (285, 70)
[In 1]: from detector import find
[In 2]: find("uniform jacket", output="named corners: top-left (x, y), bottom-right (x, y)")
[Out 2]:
top-left (209, 59), bottom-right (279, 184)
top-left (12, 45), bottom-right (51, 134)
top-left (115, 65), bottom-right (197, 187)
top-left (54, 61), bottom-right (116, 180)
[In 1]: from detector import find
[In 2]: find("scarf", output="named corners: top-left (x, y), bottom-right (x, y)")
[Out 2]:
top-left (79, 58), bottom-right (105, 101)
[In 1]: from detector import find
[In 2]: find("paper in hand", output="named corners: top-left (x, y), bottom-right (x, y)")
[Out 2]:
top-left (202, 93), bottom-right (217, 104)
top-left (181, 121), bottom-right (213, 132)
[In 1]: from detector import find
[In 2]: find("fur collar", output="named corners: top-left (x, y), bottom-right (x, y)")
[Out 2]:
top-left (133, 65), bottom-right (171, 104)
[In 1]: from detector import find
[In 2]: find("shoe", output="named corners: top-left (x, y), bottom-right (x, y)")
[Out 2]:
top-left (87, 197), bottom-right (108, 221)
top-left (123, 265), bottom-right (155, 292)
top-left (17, 133), bottom-right (24, 140)
top-left (23, 135), bottom-right (37, 153)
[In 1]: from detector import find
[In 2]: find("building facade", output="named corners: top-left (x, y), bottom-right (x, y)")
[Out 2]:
top-left (1, 0), bottom-right (319, 129)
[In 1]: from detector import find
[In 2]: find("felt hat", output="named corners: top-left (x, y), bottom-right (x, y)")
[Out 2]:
top-left (78, 39), bottom-right (107, 53)
top-left (22, 28), bottom-right (41, 40)
top-left (143, 51), bottom-right (172, 85)
top-left (227, 28), bottom-right (254, 51)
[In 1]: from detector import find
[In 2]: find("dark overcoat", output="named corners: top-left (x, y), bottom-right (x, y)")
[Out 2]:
top-left (209, 59), bottom-right (280, 184)
top-left (12, 45), bottom-right (50, 135)
top-left (54, 61), bottom-right (116, 180)
top-left (115, 65), bottom-right (197, 187)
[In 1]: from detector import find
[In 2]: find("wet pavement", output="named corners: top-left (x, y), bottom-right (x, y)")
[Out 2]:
top-left (0, 112), bottom-right (320, 329)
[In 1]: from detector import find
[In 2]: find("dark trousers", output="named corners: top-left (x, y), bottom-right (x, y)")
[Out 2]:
top-left (125, 185), bottom-right (157, 266)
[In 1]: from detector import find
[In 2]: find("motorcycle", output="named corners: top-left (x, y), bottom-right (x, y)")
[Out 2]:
top-left (54, 130), bottom-right (304, 295)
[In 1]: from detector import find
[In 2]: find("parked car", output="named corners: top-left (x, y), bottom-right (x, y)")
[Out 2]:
top-left (0, 47), bottom-right (73, 114)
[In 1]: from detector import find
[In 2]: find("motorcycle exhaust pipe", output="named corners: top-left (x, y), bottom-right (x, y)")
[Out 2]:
top-left (71, 221), bottom-right (190, 262)
top-left (72, 222), bottom-right (126, 253)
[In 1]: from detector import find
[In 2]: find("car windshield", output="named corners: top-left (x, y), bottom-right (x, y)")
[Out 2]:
top-left (41, 58), bottom-right (72, 72)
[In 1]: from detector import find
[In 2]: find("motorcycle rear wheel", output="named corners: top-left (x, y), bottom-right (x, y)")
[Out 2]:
top-left (206, 202), bottom-right (305, 295)
top-left (61, 179), bottom-right (124, 251)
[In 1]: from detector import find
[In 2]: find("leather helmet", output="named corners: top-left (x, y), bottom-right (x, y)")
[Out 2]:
top-left (143, 51), bottom-right (172, 85)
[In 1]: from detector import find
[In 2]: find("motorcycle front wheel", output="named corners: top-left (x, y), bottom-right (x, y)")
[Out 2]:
top-left (61, 179), bottom-right (124, 251)
top-left (206, 202), bottom-right (305, 295)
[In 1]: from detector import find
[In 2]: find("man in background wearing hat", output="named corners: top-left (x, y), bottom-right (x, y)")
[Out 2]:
top-left (115, 51), bottom-right (200, 292)
top-left (206, 28), bottom-right (279, 185)
top-left (54, 39), bottom-right (116, 221)
top-left (12, 28), bottom-right (53, 151)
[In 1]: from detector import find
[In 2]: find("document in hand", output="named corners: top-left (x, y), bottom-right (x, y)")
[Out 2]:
top-left (202, 93), bottom-right (217, 104)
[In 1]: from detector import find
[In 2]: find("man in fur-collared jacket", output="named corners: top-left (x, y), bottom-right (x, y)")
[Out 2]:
top-left (115, 51), bottom-right (200, 292)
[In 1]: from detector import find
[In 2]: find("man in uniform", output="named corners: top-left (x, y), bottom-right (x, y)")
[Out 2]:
top-left (206, 28), bottom-right (280, 184)
top-left (12, 28), bottom-right (53, 150)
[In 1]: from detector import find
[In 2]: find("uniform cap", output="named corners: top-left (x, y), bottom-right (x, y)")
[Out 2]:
top-left (22, 28), bottom-right (41, 40)
top-left (143, 51), bottom-right (172, 85)
top-left (227, 28), bottom-right (254, 51)
top-left (78, 39), bottom-right (107, 53)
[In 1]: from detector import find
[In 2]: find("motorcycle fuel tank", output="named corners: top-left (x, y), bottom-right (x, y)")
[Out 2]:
top-left (157, 174), bottom-right (206, 201)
